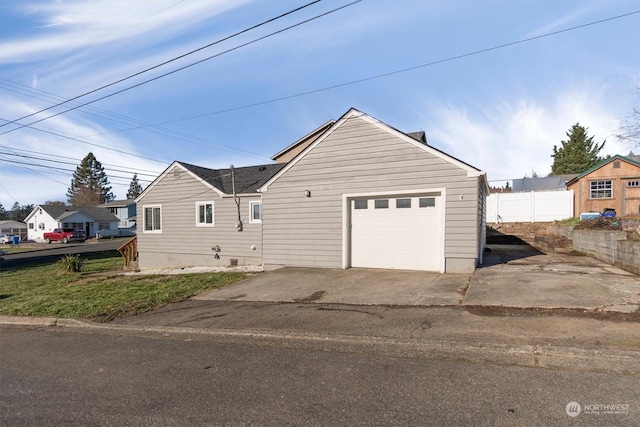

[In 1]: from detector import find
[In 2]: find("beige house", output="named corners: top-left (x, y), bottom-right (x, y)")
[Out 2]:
top-left (135, 108), bottom-right (488, 273)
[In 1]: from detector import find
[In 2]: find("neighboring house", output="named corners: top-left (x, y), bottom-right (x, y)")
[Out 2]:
top-left (100, 199), bottom-right (137, 229)
top-left (25, 205), bottom-right (120, 241)
top-left (0, 220), bottom-right (27, 241)
top-left (136, 108), bottom-right (488, 273)
top-left (567, 154), bottom-right (640, 218)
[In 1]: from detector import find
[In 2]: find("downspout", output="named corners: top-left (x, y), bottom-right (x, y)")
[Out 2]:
top-left (230, 165), bottom-right (243, 231)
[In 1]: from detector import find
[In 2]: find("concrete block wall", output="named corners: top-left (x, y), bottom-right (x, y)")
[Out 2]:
top-left (572, 230), bottom-right (639, 275)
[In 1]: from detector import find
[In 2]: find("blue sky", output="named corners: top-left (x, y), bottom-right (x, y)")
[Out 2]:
top-left (0, 0), bottom-right (638, 208)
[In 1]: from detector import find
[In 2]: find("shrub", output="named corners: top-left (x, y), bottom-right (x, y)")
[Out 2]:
top-left (57, 254), bottom-right (84, 273)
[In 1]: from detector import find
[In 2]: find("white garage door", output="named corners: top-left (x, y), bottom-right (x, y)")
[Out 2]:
top-left (351, 195), bottom-right (442, 271)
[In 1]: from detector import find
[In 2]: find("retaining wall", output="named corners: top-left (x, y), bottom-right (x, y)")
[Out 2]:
top-left (572, 230), bottom-right (640, 275)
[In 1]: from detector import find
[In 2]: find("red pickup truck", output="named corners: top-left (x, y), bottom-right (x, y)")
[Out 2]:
top-left (43, 228), bottom-right (86, 244)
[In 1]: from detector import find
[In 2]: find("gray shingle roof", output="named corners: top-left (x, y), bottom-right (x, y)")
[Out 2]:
top-left (178, 162), bottom-right (286, 194)
top-left (512, 176), bottom-right (567, 192)
top-left (40, 205), bottom-right (120, 222)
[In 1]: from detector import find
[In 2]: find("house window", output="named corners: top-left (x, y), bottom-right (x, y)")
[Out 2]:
top-left (627, 180), bottom-right (640, 187)
top-left (590, 180), bottom-right (613, 199)
top-left (144, 205), bottom-right (162, 232)
top-left (29, 223), bottom-right (34, 229)
top-left (250, 201), bottom-right (262, 223)
top-left (196, 202), bottom-right (214, 226)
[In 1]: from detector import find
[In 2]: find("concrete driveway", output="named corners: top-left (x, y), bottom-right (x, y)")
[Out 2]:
top-left (195, 267), bottom-right (470, 306)
top-left (195, 244), bottom-right (640, 313)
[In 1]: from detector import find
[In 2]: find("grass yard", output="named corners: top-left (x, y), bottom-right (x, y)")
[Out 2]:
top-left (0, 251), bottom-right (246, 322)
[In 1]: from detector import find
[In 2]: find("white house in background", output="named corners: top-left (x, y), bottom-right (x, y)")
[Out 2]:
top-left (25, 205), bottom-right (119, 241)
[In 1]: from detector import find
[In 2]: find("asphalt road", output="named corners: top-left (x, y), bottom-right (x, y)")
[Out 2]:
top-left (1, 325), bottom-right (638, 426)
top-left (0, 239), bottom-right (123, 268)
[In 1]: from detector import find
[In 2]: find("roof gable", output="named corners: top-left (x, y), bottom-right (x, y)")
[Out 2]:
top-left (26, 205), bottom-right (119, 223)
top-left (271, 120), bottom-right (336, 163)
top-left (260, 108), bottom-right (484, 192)
top-left (567, 154), bottom-right (640, 184)
top-left (136, 161), bottom-right (286, 202)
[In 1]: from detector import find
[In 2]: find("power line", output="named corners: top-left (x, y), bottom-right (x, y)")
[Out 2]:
top-left (0, 151), bottom-right (159, 178)
top-left (0, 79), bottom-right (266, 160)
top-left (92, 9), bottom-right (640, 131)
top-left (0, 116), bottom-right (169, 165)
top-left (0, 159), bottom-right (153, 182)
top-left (3, 146), bottom-right (162, 175)
top-left (0, 0), bottom-right (324, 131)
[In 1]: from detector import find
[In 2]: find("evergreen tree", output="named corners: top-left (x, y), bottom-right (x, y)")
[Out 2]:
top-left (7, 202), bottom-right (33, 221)
top-left (551, 123), bottom-right (605, 175)
top-left (0, 203), bottom-right (6, 220)
top-left (66, 152), bottom-right (115, 206)
top-left (126, 173), bottom-right (143, 199)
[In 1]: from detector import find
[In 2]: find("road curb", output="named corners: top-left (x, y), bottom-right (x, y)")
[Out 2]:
top-left (2, 315), bottom-right (639, 375)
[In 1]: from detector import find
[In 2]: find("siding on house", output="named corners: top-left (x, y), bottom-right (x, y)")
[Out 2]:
top-left (136, 164), bottom-right (264, 269)
top-left (261, 113), bottom-right (483, 272)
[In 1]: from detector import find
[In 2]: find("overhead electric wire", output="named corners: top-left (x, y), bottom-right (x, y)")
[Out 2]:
top-left (4, 146), bottom-right (162, 175)
top-left (0, 151), bottom-right (159, 178)
top-left (0, 79), bottom-right (265, 159)
top-left (0, 159), bottom-right (153, 183)
top-left (110, 9), bottom-right (640, 130)
top-left (0, 0), bottom-right (324, 131)
top-left (0, 116), bottom-right (169, 165)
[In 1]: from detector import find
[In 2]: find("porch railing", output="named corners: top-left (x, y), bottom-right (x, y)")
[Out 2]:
top-left (117, 236), bottom-right (138, 268)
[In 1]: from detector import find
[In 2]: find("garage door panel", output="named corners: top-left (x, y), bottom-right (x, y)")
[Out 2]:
top-left (351, 196), bottom-right (442, 271)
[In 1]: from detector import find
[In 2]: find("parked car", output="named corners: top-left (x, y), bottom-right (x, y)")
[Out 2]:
top-left (0, 234), bottom-right (19, 244)
top-left (43, 228), bottom-right (86, 244)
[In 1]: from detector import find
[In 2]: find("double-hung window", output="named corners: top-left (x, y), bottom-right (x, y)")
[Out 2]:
top-left (589, 180), bottom-right (613, 199)
top-left (196, 201), bottom-right (215, 226)
top-left (144, 205), bottom-right (162, 232)
top-left (250, 201), bottom-right (262, 223)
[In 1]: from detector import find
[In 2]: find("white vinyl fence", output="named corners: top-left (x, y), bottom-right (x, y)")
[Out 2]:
top-left (486, 190), bottom-right (573, 223)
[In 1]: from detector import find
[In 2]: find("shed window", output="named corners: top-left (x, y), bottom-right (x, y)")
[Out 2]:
top-left (196, 202), bottom-right (214, 226)
top-left (590, 180), bottom-right (613, 199)
top-left (144, 206), bottom-right (162, 232)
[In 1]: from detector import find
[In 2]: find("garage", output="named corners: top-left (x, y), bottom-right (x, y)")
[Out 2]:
top-left (350, 194), bottom-right (443, 271)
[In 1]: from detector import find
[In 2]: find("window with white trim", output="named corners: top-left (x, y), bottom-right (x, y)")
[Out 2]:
top-left (627, 180), bottom-right (640, 187)
top-left (196, 202), bottom-right (214, 226)
top-left (589, 180), bottom-right (613, 199)
top-left (144, 205), bottom-right (162, 232)
top-left (250, 201), bottom-right (262, 223)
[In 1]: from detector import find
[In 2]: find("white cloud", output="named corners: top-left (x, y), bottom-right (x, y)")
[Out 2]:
top-left (426, 85), bottom-right (625, 183)
top-left (0, 0), bottom-right (251, 64)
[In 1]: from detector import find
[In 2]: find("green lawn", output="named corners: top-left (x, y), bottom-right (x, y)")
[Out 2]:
top-left (0, 251), bottom-right (246, 322)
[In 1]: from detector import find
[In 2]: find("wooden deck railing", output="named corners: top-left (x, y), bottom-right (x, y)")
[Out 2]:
top-left (117, 236), bottom-right (138, 268)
